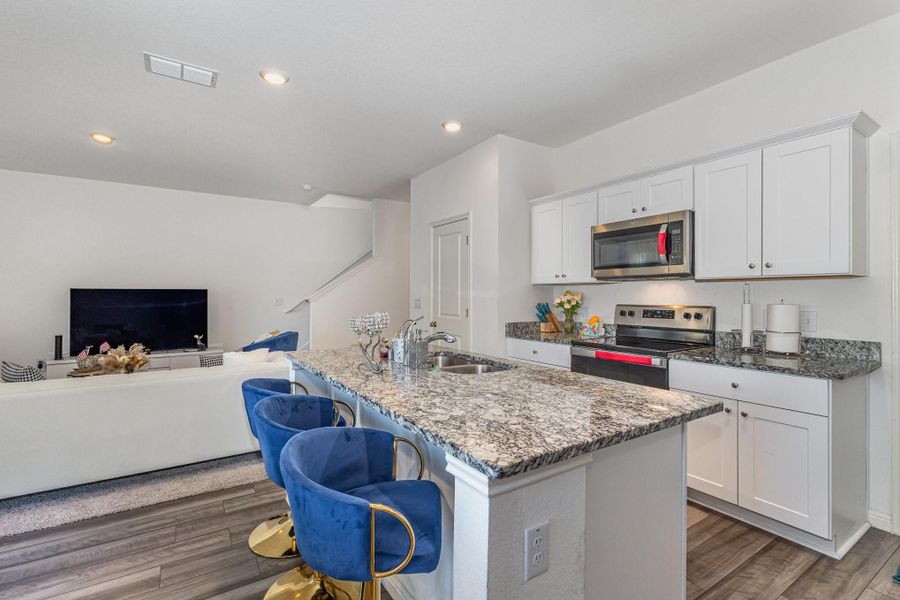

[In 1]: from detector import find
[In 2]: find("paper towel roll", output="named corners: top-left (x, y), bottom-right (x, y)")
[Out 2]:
top-left (741, 303), bottom-right (753, 348)
top-left (766, 331), bottom-right (801, 354)
top-left (766, 303), bottom-right (800, 333)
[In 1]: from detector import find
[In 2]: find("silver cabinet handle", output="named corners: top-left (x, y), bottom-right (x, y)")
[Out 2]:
top-left (749, 263), bottom-right (756, 269)
top-left (731, 382), bottom-right (739, 389)
top-left (641, 206), bottom-right (647, 212)
top-left (429, 320), bottom-right (437, 328)
top-left (632, 208), bottom-right (637, 213)
top-left (765, 262), bottom-right (773, 268)
top-left (724, 407), bottom-right (732, 414)
top-left (554, 274), bottom-right (560, 278)
top-left (740, 411), bottom-right (749, 418)
top-left (561, 274), bottom-right (567, 278)
top-left (532, 349), bottom-right (538, 354)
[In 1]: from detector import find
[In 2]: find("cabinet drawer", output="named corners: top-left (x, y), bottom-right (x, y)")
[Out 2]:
top-left (670, 360), bottom-right (829, 416)
top-left (506, 338), bottom-right (571, 369)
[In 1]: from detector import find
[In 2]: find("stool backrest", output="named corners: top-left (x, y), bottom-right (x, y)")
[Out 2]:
top-left (253, 394), bottom-right (337, 487)
top-left (240, 378), bottom-right (290, 437)
top-left (280, 428), bottom-right (395, 581)
top-left (241, 331), bottom-right (299, 353)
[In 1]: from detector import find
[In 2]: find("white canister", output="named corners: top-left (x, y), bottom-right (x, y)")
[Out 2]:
top-left (766, 331), bottom-right (801, 354)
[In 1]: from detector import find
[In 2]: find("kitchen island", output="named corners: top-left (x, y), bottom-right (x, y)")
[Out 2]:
top-left (287, 347), bottom-right (721, 600)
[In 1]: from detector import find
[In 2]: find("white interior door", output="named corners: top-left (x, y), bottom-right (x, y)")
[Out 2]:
top-left (432, 218), bottom-right (470, 350)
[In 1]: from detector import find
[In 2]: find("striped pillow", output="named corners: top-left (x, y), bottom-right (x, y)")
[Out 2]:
top-left (1, 361), bottom-right (45, 383)
top-left (199, 354), bottom-right (224, 368)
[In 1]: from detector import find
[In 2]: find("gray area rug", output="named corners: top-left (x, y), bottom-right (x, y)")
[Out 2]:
top-left (0, 453), bottom-right (267, 538)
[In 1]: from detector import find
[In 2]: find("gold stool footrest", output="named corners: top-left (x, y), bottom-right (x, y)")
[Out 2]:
top-left (264, 568), bottom-right (364, 600)
top-left (248, 513), bottom-right (300, 559)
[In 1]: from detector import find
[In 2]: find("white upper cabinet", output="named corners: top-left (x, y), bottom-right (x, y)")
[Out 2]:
top-left (695, 150), bottom-right (763, 279)
top-left (600, 180), bottom-right (641, 223)
top-left (641, 165), bottom-right (694, 216)
top-left (530, 199), bottom-right (563, 284)
top-left (561, 191), bottom-right (599, 283)
top-left (531, 191), bottom-right (599, 284)
top-left (762, 128), bottom-right (858, 277)
top-left (599, 166), bottom-right (693, 224)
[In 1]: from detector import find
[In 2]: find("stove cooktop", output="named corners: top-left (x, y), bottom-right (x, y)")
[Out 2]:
top-left (571, 336), bottom-right (713, 358)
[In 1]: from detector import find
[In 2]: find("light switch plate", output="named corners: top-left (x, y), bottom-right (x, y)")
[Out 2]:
top-left (524, 521), bottom-right (549, 581)
top-left (800, 310), bottom-right (817, 332)
top-left (414, 297), bottom-right (422, 309)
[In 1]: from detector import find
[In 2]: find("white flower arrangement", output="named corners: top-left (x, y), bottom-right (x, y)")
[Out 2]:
top-left (553, 290), bottom-right (583, 318)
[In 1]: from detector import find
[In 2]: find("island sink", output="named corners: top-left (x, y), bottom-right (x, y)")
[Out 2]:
top-left (429, 353), bottom-right (514, 374)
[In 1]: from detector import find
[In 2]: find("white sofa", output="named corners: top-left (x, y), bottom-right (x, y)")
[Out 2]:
top-left (0, 361), bottom-right (289, 499)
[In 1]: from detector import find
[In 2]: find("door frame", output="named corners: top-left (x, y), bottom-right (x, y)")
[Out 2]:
top-left (430, 212), bottom-right (472, 349)
top-left (892, 131), bottom-right (900, 534)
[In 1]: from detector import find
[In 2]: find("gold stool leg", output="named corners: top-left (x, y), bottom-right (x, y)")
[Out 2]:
top-left (361, 580), bottom-right (381, 600)
top-left (264, 569), bottom-right (364, 600)
top-left (248, 512), bottom-right (301, 559)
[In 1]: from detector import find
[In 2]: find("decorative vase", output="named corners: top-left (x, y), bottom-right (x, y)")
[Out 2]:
top-left (563, 314), bottom-right (576, 334)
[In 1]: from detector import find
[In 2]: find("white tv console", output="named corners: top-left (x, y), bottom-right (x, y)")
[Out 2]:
top-left (45, 347), bottom-right (225, 379)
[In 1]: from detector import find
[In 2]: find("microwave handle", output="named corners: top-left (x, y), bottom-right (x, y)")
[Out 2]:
top-left (657, 224), bottom-right (669, 265)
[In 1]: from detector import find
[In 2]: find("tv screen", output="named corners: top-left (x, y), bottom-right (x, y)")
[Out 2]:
top-left (70, 288), bottom-right (208, 356)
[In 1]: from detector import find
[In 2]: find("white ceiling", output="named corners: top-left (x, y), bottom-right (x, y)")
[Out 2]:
top-left (1, 1), bottom-right (897, 204)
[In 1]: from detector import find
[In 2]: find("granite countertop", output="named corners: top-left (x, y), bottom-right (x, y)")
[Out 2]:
top-left (287, 347), bottom-right (720, 479)
top-left (671, 346), bottom-right (881, 380)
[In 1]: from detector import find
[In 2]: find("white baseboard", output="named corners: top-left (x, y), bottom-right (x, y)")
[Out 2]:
top-left (869, 509), bottom-right (894, 533)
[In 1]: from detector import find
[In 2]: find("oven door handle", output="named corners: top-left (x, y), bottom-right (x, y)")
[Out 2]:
top-left (571, 346), bottom-right (667, 368)
top-left (657, 223), bottom-right (669, 265)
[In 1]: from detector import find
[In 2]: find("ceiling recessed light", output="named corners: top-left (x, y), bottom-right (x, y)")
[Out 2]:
top-left (90, 132), bottom-right (114, 145)
top-left (260, 70), bottom-right (289, 87)
top-left (441, 120), bottom-right (462, 133)
top-left (302, 184), bottom-right (313, 191)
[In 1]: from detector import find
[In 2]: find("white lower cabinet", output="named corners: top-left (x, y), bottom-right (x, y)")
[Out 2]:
top-left (737, 402), bottom-right (830, 538)
top-left (686, 396), bottom-right (738, 504)
top-left (505, 338), bottom-right (571, 369)
top-left (672, 359), bottom-right (868, 558)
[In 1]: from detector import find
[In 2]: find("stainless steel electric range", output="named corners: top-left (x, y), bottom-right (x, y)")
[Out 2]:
top-left (570, 304), bottom-right (716, 389)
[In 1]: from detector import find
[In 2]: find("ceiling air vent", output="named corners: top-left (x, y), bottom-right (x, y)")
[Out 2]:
top-left (143, 52), bottom-right (218, 88)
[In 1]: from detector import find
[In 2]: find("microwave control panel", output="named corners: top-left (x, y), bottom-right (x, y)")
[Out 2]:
top-left (668, 221), bottom-right (684, 265)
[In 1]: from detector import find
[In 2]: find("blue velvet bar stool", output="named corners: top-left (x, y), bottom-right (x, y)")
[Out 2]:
top-left (241, 330), bottom-right (299, 352)
top-left (266, 427), bottom-right (440, 600)
top-left (241, 378), bottom-right (349, 559)
top-left (252, 394), bottom-right (356, 568)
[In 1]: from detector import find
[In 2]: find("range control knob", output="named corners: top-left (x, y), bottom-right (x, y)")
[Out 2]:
top-left (693, 312), bottom-right (704, 320)
top-left (619, 310), bottom-right (627, 317)
top-left (683, 312), bottom-right (692, 320)
top-left (627, 310), bottom-right (635, 317)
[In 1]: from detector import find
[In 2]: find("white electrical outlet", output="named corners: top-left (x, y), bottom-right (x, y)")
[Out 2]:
top-left (414, 297), bottom-right (423, 309)
top-left (273, 297), bottom-right (284, 307)
top-left (524, 521), bottom-right (549, 581)
top-left (800, 310), bottom-right (817, 332)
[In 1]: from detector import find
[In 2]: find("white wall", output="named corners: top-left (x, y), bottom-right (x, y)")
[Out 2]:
top-left (550, 14), bottom-right (900, 521)
top-left (0, 169), bottom-right (374, 365)
top-left (410, 135), bottom-right (553, 356)
top-left (309, 199), bottom-right (411, 349)
top-left (410, 137), bottom-right (500, 353)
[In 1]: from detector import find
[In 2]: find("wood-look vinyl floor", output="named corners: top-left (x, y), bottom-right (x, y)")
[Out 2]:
top-left (0, 479), bottom-right (897, 600)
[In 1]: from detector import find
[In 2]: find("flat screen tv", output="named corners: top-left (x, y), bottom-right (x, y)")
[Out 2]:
top-left (70, 288), bottom-right (208, 356)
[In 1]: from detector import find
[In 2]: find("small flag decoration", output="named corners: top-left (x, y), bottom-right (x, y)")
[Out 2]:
top-left (99, 341), bottom-right (111, 353)
top-left (75, 347), bottom-right (91, 363)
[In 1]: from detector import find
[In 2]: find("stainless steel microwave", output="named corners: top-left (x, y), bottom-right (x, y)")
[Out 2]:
top-left (591, 210), bottom-right (693, 280)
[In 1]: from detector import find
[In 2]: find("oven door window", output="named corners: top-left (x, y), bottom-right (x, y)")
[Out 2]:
top-left (593, 224), bottom-right (667, 270)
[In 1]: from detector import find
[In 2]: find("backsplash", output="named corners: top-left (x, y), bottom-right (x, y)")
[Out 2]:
top-left (505, 321), bottom-right (616, 339)
top-left (716, 330), bottom-right (881, 362)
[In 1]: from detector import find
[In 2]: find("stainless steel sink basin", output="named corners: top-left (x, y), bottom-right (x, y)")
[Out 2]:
top-left (439, 364), bottom-right (508, 375)
top-left (429, 354), bottom-right (513, 374)
top-left (430, 355), bottom-right (477, 368)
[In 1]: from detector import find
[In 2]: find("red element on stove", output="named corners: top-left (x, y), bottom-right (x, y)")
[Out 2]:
top-left (594, 350), bottom-right (653, 365)
top-left (657, 231), bottom-right (667, 255)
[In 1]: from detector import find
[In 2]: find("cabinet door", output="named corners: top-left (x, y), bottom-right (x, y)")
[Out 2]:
top-left (737, 401), bottom-right (830, 538)
top-left (561, 191), bottom-right (598, 283)
top-left (599, 180), bottom-right (640, 223)
top-left (640, 165), bottom-right (694, 217)
top-left (531, 200), bottom-right (563, 284)
top-left (762, 128), bottom-right (851, 276)
top-left (686, 397), bottom-right (738, 503)
top-left (694, 150), bottom-right (763, 279)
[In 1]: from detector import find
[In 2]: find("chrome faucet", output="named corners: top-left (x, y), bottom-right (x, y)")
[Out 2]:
top-left (406, 330), bottom-right (458, 368)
